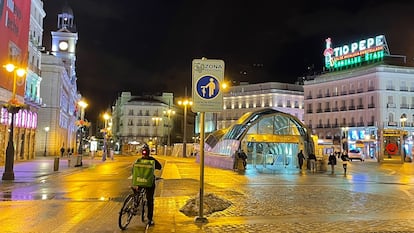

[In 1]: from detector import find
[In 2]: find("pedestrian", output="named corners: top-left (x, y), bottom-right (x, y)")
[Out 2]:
top-left (232, 151), bottom-right (239, 171)
top-left (328, 152), bottom-right (337, 174)
top-left (238, 149), bottom-right (248, 170)
top-left (297, 150), bottom-right (305, 170)
top-left (60, 146), bottom-right (65, 157)
top-left (67, 148), bottom-right (71, 157)
top-left (308, 152), bottom-right (317, 172)
top-left (341, 151), bottom-right (350, 175)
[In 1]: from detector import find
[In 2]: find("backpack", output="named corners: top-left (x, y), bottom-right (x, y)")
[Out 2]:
top-left (132, 158), bottom-right (155, 187)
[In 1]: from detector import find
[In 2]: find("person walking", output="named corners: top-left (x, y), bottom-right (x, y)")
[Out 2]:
top-left (60, 145), bottom-right (65, 158)
top-left (341, 151), bottom-right (350, 176)
top-left (328, 152), bottom-right (337, 174)
top-left (297, 150), bottom-right (305, 170)
top-left (308, 153), bottom-right (317, 172)
top-left (238, 149), bottom-right (248, 170)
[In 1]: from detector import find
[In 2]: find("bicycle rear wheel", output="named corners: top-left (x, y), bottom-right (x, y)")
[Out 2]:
top-left (118, 194), bottom-right (135, 230)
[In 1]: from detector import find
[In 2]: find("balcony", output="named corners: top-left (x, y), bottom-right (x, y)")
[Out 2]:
top-left (331, 107), bottom-right (339, 112)
top-left (348, 105), bottom-right (356, 110)
top-left (387, 103), bottom-right (396, 108)
top-left (340, 106), bottom-right (347, 111)
top-left (357, 105), bottom-right (364, 109)
top-left (316, 108), bottom-right (323, 113)
top-left (324, 108), bottom-right (331, 112)
top-left (306, 109), bottom-right (313, 114)
top-left (400, 104), bottom-right (409, 109)
top-left (400, 87), bottom-right (408, 91)
top-left (306, 95), bottom-right (313, 99)
top-left (368, 103), bottom-right (375, 108)
top-left (367, 86), bottom-right (375, 91)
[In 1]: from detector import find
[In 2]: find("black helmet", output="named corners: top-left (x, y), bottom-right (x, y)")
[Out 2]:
top-left (142, 144), bottom-right (150, 156)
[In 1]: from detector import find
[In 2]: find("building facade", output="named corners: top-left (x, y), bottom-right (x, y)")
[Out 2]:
top-left (209, 82), bottom-right (304, 131)
top-left (36, 4), bottom-right (80, 156)
top-left (305, 34), bottom-right (414, 162)
top-left (112, 92), bottom-right (176, 153)
top-left (0, 0), bottom-right (45, 162)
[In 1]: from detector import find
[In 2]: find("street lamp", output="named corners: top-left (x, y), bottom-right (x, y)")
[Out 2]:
top-left (2, 63), bottom-right (26, 180)
top-left (400, 114), bottom-right (407, 130)
top-left (44, 127), bottom-right (50, 156)
top-left (178, 99), bottom-right (193, 158)
top-left (152, 117), bottom-right (162, 154)
top-left (163, 109), bottom-right (175, 147)
top-left (102, 112), bottom-right (110, 161)
top-left (77, 100), bottom-right (88, 155)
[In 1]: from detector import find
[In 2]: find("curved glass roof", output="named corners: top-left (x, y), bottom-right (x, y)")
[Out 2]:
top-left (205, 108), bottom-right (312, 151)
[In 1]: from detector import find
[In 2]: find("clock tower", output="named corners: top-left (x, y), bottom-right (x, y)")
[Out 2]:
top-left (51, 4), bottom-right (78, 83)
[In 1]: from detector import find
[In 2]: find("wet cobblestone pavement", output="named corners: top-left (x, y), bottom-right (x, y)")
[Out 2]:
top-left (149, 157), bottom-right (414, 233)
top-left (2, 155), bottom-right (414, 232)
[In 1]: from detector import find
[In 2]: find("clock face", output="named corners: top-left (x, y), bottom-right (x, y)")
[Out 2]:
top-left (58, 41), bottom-right (69, 51)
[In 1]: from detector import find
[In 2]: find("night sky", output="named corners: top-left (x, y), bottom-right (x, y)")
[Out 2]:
top-left (42, 0), bottom-right (414, 125)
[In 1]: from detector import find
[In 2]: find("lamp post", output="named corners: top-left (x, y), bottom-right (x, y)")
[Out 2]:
top-left (102, 112), bottom-right (110, 161)
top-left (178, 99), bottom-right (192, 158)
top-left (77, 100), bottom-right (88, 155)
top-left (2, 63), bottom-right (26, 180)
top-left (163, 109), bottom-right (175, 146)
top-left (44, 127), bottom-right (50, 156)
top-left (152, 117), bottom-right (162, 154)
top-left (400, 114), bottom-right (407, 131)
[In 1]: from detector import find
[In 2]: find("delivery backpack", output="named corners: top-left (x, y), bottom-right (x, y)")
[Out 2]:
top-left (132, 159), bottom-right (155, 187)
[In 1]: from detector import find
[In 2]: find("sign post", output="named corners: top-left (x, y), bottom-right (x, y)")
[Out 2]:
top-left (192, 58), bottom-right (224, 223)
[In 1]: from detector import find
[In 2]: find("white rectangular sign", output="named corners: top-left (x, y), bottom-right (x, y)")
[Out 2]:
top-left (191, 58), bottom-right (224, 112)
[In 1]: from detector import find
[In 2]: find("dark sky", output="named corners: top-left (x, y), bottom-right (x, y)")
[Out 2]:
top-left (42, 0), bottom-right (414, 124)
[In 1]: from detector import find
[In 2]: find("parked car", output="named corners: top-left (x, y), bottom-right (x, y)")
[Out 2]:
top-left (348, 149), bottom-right (364, 161)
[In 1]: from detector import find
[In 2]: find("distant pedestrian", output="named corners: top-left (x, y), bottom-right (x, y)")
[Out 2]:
top-left (238, 149), bottom-right (248, 170)
top-left (67, 148), bottom-right (71, 157)
top-left (308, 153), bottom-right (317, 172)
top-left (328, 153), bottom-right (337, 174)
top-left (297, 150), bottom-right (305, 170)
top-left (341, 151), bottom-right (349, 176)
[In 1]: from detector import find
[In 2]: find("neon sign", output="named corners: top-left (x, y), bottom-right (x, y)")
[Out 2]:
top-left (323, 35), bottom-right (389, 70)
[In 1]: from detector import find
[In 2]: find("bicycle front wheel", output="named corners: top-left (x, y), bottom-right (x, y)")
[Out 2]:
top-left (119, 194), bottom-right (135, 230)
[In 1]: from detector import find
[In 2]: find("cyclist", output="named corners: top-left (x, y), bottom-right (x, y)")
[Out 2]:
top-left (137, 144), bottom-right (162, 226)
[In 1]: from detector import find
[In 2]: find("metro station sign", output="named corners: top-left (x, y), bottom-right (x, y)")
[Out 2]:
top-left (323, 35), bottom-right (390, 70)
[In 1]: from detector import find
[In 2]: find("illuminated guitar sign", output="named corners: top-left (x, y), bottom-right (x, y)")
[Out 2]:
top-left (323, 35), bottom-right (390, 70)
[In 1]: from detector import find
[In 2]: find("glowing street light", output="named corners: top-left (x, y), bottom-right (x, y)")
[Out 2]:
top-left (178, 98), bottom-right (192, 157)
top-left (44, 126), bottom-right (50, 156)
top-left (76, 100), bottom-right (88, 155)
top-left (400, 114), bottom-right (407, 130)
top-left (163, 109), bottom-right (175, 146)
top-left (2, 63), bottom-right (26, 180)
top-left (102, 112), bottom-right (111, 161)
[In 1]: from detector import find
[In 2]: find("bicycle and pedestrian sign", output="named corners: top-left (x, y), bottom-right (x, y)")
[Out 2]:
top-left (192, 58), bottom-right (225, 112)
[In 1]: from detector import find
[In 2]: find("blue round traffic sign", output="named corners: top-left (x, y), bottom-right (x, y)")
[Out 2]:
top-left (195, 75), bottom-right (220, 99)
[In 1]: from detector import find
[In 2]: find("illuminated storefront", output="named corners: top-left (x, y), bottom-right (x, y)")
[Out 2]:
top-left (305, 34), bottom-right (414, 163)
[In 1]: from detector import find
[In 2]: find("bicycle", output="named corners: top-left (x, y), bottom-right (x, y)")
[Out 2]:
top-left (118, 186), bottom-right (148, 230)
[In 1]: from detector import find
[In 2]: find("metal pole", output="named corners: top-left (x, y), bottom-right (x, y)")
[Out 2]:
top-left (183, 104), bottom-right (187, 157)
top-left (195, 112), bottom-right (207, 223)
top-left (167, 113), bottom-right (171, 146)
top-left (44, 131), bottom-right (48, 156)
top-left (2, 110), bottom-right (16, 180)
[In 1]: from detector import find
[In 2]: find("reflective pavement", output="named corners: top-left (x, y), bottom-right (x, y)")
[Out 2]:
top-left (2, 155), bottom-right (414, 232)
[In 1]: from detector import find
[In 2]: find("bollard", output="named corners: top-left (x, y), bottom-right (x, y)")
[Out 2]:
top-left (75, 155), bottom-right (83, 167)
top-left (53, 157), bottom-right (60, 171)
